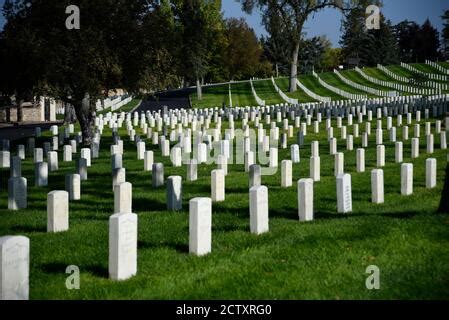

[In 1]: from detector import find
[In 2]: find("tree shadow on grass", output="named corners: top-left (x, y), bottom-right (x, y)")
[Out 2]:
top-left (138, 240), bottom-right (189, 254)
top-left (11, 224), bottom-right (46, 234)
top-left (438, 164), bottom-right (449, 213)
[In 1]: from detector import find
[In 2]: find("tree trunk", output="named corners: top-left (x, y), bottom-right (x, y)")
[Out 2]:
top-left (196, 78), bottom-right (202, 100)
top-left (73, 93), bottom-right (94, 146)
top-left (64, 103), bottom-right (77, 124)
top-left (289, 42), bottom-right (300, 93)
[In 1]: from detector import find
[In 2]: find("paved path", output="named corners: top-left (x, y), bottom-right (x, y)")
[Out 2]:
top-left (135, 88), bottom-right (194, 113)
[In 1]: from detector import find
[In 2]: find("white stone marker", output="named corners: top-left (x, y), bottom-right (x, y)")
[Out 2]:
top-left (376, 129), bottom-right (383, 145)
top-left (187, 159), bottom-right (198, 182)
top-left (152, 163), bottom-right (165, 187)
top-left (17, 145), bottom-right (25, 160)
top-left (334, 153), bottom-right (344, 177)
top-left (112, 168), bottom-right (126, 191)
top-left (77, 158), bottom-right (88, 181)
top-left (310, 157), bottom-right (320, 182)
top-left (347, 135), bottom-right (354, 151)
top-left (144, 151), bottom-right (154, 171)
top-left (441, 132), bottom-right (447, 150)
top-left (356, 149), bottom-right (365, 173)
top-left (329, 138), bottom-right (337, 155)
top-left (376, 145), bottom-right (385, 167)
top-left (80, 148), bottom-right (91, 167)
top-left (426, 134), bottom-right (434, 154)
top-left (0, 151), bottom-right (10, 168)
top-left (311, 141), bottom-right (319, 157)
top-left (167, 176), bottom-right (182, 211)
top-left (10, 156), bottom-right (21, 178)
top-left (395, 142), bottom-right (403, 163)
top-left (211, 169), bottom-right (225, 202)
top-left (403, 126), bottom-right (409, 141)
top-left (171, 147), bottom-right (182, 167)
top-left (8, 177), bottom-right (27, 210)
top-left (34, 148), bottom-right (43, 163)
top-left (371, 169), bottom-right (384, 204)
top-left (34, 162), bottom-right (48, 187)
top-left (114, 182), bottom-right (132, 214)
top-left (112, 154), bottom-right (122, 171)
top-left (137, 142), bottom-right (145, 160)
top-left (336, 174), bottom-right (352, 214)
top-left (250, 186), bottom-right (269, 235)
top-left (426, 158), bottom-right (437, 189)
top-left (63, 145), bottom-right (72, 162)
top-left (109, 212), bottom-right (138, 281)
top-left (291, 144), bottom-right (300, 163)
top-left (411, 138), bottom-right (419, 159)
top-left (281, 160), bottom-right (292, 187)
top-left (401, 163), bottom-right (413, 196)
top-left (0, 236), bottom-right (29, 300)
top-left (269, 148), bottom-right (278, 168)
top-left (189, 198), bottom-right (212, 256)
top-left (217, 155), bottom-right (228, 176)
top-left (65, 174), bottom-right (81, 201)
top-left (47, 151), bottom-right (58, 172)
top-left (47, 191), bottom-right (69, 233)
top-left (298, 178), bottom-right (314, 221)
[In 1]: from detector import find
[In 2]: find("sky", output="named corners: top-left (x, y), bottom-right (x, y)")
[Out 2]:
top-left (222, 0), bottom-right (448, 47)
top-left (0, 0), bottom-right (447, 47)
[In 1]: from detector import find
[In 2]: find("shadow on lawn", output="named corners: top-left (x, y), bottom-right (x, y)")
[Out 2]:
top-left (438, 165), bottom-right (449, 213)
top-left (138, 240), bottom-right (189, 254)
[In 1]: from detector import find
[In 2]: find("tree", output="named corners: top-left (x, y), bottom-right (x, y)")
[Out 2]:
top-left (394, 20), bottom-right (420, 63)
top-left (443, 10), bottom-right (449, 59)
top-left (223, 18), bottom-right (269, 80)
top-left (415, 19), bottom-right (440, 62)
top-left (321, 47), bottom-right (343, 71)
top-left (360, 15), bottom-right (399, 66)
top-left (240, 0), bottom-right (350, 92)
top-left (176, 0), bottom-right (224, 100)
top-left (1, 0), bottom-right (154, 144)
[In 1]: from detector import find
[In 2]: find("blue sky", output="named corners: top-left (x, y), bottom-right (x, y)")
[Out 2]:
top-left (222, 0), bottom-right (447, 46)
top-left (0, 0), bottom-right (447, 47)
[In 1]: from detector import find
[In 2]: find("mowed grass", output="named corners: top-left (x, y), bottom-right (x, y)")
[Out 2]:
top-left (274, 77), bottom-right (317, 104)
top-left (191, 85), bottom-right (229, 108)
top-left (252, 79), bottom-right (284, 105)
top-left (340, 70), bottom-right (406, 95)
top-left (298, 75), bottom-right (345, 101)
top-left (319, 73), bottom-right (375, 98)
top-left (1, 114), bottom-right (449, 300)
top-left (230, 82), bottom-right (256, 107)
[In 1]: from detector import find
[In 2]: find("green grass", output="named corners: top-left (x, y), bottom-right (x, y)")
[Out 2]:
top-left (274, 77), bottom-right (317, 104)
top-left (340, 70), bottom-right (403, 94)
top-left (298, 75), bottom-right (346, 101)
top-left (251, 79), bottom-right (284, 105)
top-left (2, 115), bottom-right (449, 300)
top-left (411, 63), bottom-right (444, 75)
top-left (438, 62), bottom-right (449, 69)
top-left (386, 65), bottom-right (415, 78)
top-left (191, 85), bottom-right (229, 108)
top-left (230, 82), bottom-right (256, 107)
top-left (320, 72), bottom-right (375, 98)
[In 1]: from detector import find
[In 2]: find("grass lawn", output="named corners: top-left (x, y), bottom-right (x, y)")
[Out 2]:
top-left (230, 82), bottom-right (256, 107)
top-left (274, 77), bottom-right (317, 104)
top-left (1, 114), bottom-right (449, 300)
top-left (319, 72), bottom-right (375, 98)
top-left (298, 75), bottom-right (346, 101)
top-left (252, 79), bottom-right (285, 105)
top-left (191, 85), bottom-right (229, 108)
top-left (340, 70), bottom-right (405, 95)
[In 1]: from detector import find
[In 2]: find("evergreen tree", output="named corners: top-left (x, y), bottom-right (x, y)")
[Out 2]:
top-left (416, 19), bottom-right (440, 62)
top-left (395, 20), bottom-right (420, 62)
top-left (443, 10), bottom-right (449, 59)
